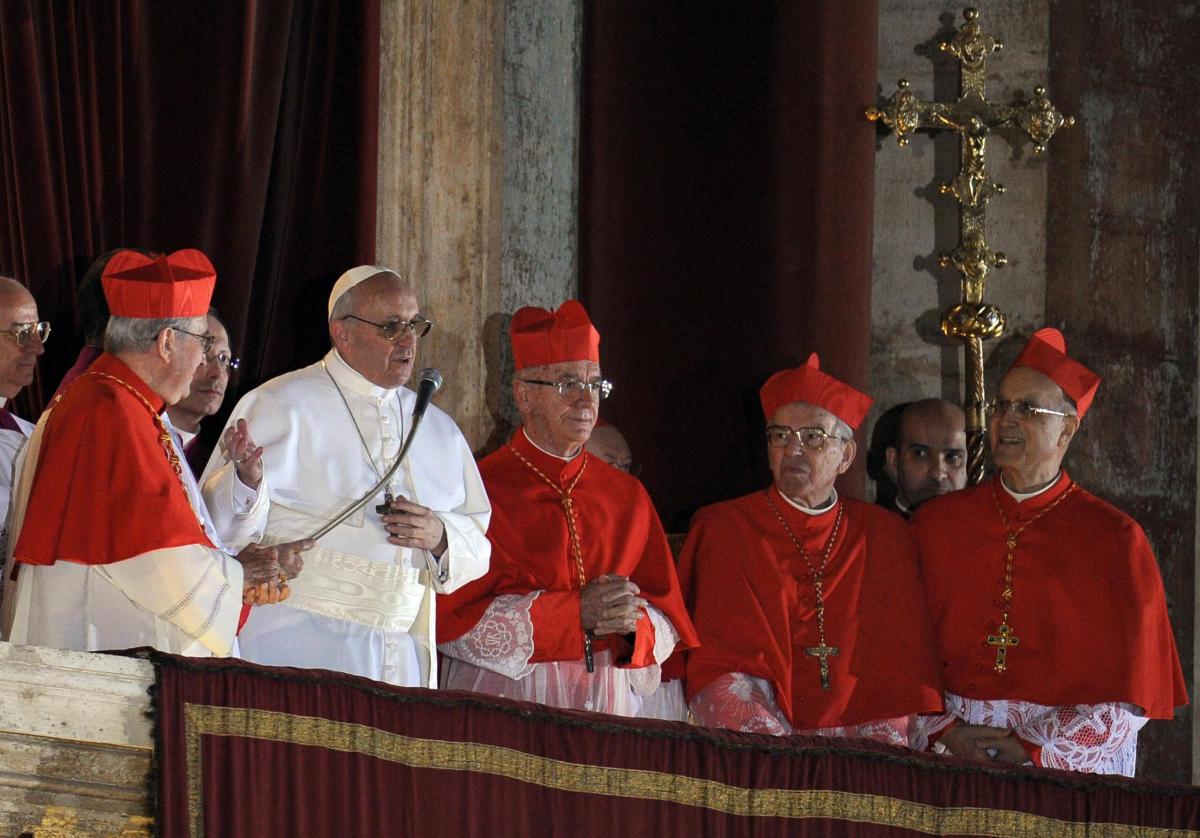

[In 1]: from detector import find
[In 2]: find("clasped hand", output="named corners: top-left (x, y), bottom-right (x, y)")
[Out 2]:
top-left (940, 723), bottom-right (1029, 764)
top-left (579, 574), bottom-right (647, 636)
top-left (237, 539), bottom-right (314, 606)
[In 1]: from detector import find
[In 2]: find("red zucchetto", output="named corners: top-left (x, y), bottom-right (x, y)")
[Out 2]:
top-left (759, 353), bottom-right (873, 430)
top-left (1009, 327), bottom-right (1101, 418)
top-left (101, 249), bottom-right (216, 318)
top-left (510, 300), bottom-right (601, 370)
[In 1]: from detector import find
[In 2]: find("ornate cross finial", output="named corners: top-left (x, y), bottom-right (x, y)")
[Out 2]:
top-left (867, 7), bottom-right (1074, 484)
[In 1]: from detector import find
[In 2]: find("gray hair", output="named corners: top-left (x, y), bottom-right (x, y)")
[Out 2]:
top-left (329, 285), bottom-right (358, 323)
top-left (104, 315), bottom-right (205, 354)
top-left (832, 416), bottom-right (854, 441)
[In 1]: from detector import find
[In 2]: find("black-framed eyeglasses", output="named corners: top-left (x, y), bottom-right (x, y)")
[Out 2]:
top-left (765, 425), bottom-right (851, 450)
top-left (204, 350), bottom-right (241, 371)
top-left (521, 378), bottom-right (613, 400)
top-left (342, 314), bottom-right (434, 341)
top-left (0, 320), bottom-right (51, 347)
top-left (985, 398), bottom-right (1069, 420)
top-left (171, 327), bottom-right (216, 355)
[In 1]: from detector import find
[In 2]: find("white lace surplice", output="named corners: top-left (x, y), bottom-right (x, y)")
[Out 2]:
top-left (911, 692), bottom-right (1147, 776)
top-left (439, 592), bottom-right (680, 718)
top-left (690, 672), bottom-right (911, 747)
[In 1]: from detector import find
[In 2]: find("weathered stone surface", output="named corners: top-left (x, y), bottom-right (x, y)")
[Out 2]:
top-left (495, 0), bottom-right (582, 443)
top-left (1046, 0), bottom-right (1198, 784)
top-left (376, 0), bottom-right (505, 451)
top-left (0, 643), bottom-right (152, 835)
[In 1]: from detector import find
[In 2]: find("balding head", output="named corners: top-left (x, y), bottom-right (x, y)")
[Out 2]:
top-left (885, 398), bottom-right (967, 510)
top-left (586, 422), bottom-right (633, 472)
top-left (0, 277), bottom-right (45, 400)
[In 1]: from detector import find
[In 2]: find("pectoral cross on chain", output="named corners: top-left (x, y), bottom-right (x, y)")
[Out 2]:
top-left (804, 643), bottom-right (840, 690)
top-left (986, 622), bottom-right (1019, 672)
top-left (375, 490), bottom-right (396, 516)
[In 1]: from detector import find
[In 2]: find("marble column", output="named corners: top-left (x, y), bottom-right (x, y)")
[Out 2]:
top-left (376, 0), bottom-right (581, 453)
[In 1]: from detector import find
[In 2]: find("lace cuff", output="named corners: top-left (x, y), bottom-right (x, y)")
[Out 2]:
top-left (438, 592), bottom-right (538, 680)
top-left (690, 672), bottom-right (792, 735)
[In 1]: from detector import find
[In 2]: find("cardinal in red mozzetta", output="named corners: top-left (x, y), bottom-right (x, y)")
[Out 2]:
top-left (3, 249), bottom-right (299, 656)
top-left (438, 300), bottom-right (698, 719)
top-left (910, 328), bottom-right (1187, 775)
top-left (679, 354), bottom-right (944, 744)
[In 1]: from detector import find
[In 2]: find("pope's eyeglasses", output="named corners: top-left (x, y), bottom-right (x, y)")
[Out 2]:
top-left (342, 314), bottom-right (434, 341)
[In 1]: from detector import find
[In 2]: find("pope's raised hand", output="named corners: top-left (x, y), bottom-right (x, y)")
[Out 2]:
top-left (223, 418), bottom-right (264, 489)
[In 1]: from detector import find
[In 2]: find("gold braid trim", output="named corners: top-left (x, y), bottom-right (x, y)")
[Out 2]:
top-left (182, 704), bottom-right (1195, 838)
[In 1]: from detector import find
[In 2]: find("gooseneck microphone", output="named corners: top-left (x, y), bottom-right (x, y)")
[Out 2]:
top-left (412, 368), bottom-right (444, 423)
top-left (306, 368), bottom-right (444, 541)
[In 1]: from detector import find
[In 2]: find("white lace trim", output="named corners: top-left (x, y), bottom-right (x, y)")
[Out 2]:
top-left (914, 693), bottom-right (1147, 775)
top-left (691, 672), bottom-right (914, 746)
top-left (438, 591), bottom-right (538, 680)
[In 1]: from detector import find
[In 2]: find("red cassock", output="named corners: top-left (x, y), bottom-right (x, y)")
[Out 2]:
top-left (911, 472), bottom-right (1187, 719)
top-left (437, 429), bottom-right (698, 665)
top-left (680, 486), bottom-right (944, 730)
top-left (15, 353), bottom-right (211, 567)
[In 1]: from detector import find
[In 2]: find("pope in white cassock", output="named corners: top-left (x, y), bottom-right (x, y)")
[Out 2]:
top-left (3, 250), bottom-right (291, 656)
top-left (201, 266), bottom-right (491, 688)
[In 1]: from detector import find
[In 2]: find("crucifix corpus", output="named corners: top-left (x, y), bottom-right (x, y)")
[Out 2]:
top-left (867, 7), bottom-right (1073, 484)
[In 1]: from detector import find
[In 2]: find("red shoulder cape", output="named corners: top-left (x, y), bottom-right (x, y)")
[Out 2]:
top-left (680, 487), bottom-right (943, 729)
top-left (911, 473), bottom-right (1187, 719)
top-left (437, 429), bottom-right (698, 663)
top-left (14, 353), bottom-right (213, 566)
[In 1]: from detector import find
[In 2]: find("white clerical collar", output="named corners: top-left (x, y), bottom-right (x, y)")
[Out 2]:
top-left (0, 397), bottom-right (7, 408)
top-left (1001, 471), bottom-right (1062, 502)
top-left (894, 497), bottom-right (912, 515)
top-left (522, 427), bottom-right (581, 462)
top-left (176, 426), bottom-right (198, 447)
top-left (324, 348), bottom-right (396, 399)
top-left (779, 488), bottom-right (838, 516)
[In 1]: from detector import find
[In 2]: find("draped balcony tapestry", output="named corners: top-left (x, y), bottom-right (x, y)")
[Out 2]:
top-left (150, 651), bottom-right (1200, 837)
top-left (0, 0), bottom-right (378, 427)
top-left (580, 2), bottom-right (879, 529)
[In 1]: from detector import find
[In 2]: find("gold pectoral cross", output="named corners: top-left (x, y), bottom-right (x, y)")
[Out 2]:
top-left (804, 644), bottom-right (839, 690)
top-left (986, 622), bottom-right (1020, 672)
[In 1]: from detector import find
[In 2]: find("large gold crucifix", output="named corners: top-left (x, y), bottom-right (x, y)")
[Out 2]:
top-left (867, 7), bottom-right (1073, 484)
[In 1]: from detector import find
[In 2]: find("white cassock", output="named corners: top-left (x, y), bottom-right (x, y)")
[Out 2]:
top-left (200, 349), bottom-right (491, 688)
top-left (2, 407), bottom-right (261, 657)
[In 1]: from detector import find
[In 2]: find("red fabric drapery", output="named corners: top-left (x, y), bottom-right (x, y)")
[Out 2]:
top-left (580, 2), bottom-right (878, 528)
top-left (0, 0), bottom-right (378, 419)
top-left (149, 652), bottom-right (1200, 837)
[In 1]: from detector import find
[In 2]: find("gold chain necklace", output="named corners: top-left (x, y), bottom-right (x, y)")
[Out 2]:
top-left (507, 442), bottom-right (595, 671)
top-left (986, 477), bottom-right (1076, 673)
top-left (765, 492), bottom-right (845, 690)
top-left (82, 370), bottom-right (203, 530)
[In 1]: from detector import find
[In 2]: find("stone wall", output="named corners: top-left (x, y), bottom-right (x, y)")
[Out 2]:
top-left (1045, 0), bottom-right (1198, 784)
top-left (0, 642), bottom-right (151, 835)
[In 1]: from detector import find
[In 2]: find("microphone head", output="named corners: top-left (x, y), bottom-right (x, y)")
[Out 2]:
top-left (417, 368), bottom-right (443, 392)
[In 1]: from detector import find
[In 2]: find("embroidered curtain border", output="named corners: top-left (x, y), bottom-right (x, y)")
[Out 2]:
top-left (145, 651), bottom-right (1200, 837)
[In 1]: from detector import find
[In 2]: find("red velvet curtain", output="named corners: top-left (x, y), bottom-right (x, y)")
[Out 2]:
top-left (0, 0), bottom-right (378, 418)
top-left (581, 2), bottom-right (878, 529)
top-left (151, 652), bottom-right (1200, 837)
